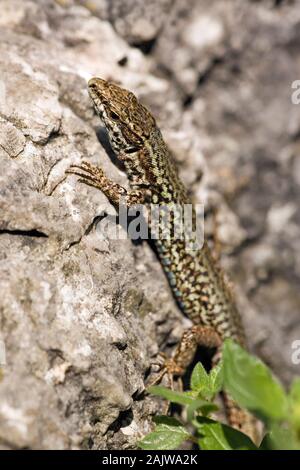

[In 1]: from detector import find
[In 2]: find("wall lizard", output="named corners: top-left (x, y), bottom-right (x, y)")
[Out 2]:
top-left (67, 77), bottom-right (257, 441)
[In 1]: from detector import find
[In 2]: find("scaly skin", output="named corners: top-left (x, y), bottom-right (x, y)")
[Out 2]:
top-left (67, 77), bottom-right (257, 441)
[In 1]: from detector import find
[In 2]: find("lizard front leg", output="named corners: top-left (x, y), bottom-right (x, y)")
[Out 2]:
top-left (66, 161), bottom-right (147, 206)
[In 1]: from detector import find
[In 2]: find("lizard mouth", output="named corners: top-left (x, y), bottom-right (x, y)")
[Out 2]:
top-left (88, 78), bottom-right (108, 110)
top-left (88, 77), bottom-right (108, 95)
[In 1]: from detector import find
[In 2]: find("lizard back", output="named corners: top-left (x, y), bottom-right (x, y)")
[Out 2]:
top-left (88, 77), bottom-right (245, 344)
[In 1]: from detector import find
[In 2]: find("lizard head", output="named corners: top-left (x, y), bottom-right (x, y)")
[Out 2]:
top-left (88, 77), bottom-right (156, 157)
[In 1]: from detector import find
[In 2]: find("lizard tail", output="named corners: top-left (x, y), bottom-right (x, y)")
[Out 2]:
top-left (222, 392), bottom-right (261, 445)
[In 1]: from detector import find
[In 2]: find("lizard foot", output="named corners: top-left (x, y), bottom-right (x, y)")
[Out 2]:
top-left (148, 353), bottom-right (184, 414)
top-left (147, 325), bottom-right (222, 414)
top-left (148, 352), bottom-right (185, 388)
top-left (66, 161), bottom-right (107, 190)
top-left (66, 161), bottom-right (146, 206)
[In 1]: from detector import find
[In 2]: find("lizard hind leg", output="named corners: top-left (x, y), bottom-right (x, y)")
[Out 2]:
top-left (147, 326), bottom-right (222, 413)
top-left (148, 325), bottom-right (222, 389)
top-left (147, 352), bottom-right (185, 388)
top-left (166, 326), bottom-right (260, 443)
top-left (147, 352), bottom-right (183, 415)
top-left (172, 325), bottom-right (222, 372)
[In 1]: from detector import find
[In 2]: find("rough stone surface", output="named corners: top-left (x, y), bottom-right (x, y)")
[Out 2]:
top-left (0, 0), bottom-right (300, 449)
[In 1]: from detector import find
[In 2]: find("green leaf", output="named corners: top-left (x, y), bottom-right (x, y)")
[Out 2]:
top-left (148, 385), bottom-right (204, 406)
top-left (190, 362), bottom-right (210, 393)
top-left (138, 416), bottom-right (191, 450)
top-left (186, 400), bottom-right (219, 423)
top-left (289, 378), bottom-right (300, 432)
top-left (190, 361), bottom-right (223, 400)
top-left (223, 339), bottom-right (288, 422)
top-left (196, 416), bottom-right (258, 450)
top-left (259, 422), bottom-right (299, 450)
top-left (197, 402), bottom-right (219, 417)
top-left (209, 361), bottom-right (224, 395)
top-left (148, 385), bottom-right (214, 423)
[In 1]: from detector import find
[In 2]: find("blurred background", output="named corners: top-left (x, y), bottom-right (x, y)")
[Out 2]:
top-left (0, 0), bottom-right (300, 449)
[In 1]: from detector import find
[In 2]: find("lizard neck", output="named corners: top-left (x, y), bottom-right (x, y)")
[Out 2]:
top-left (126, 127), bottom-right (190, 205)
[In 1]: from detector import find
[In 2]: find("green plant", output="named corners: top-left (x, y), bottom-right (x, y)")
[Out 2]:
top-left (138, 339), bottom-right (300, 450)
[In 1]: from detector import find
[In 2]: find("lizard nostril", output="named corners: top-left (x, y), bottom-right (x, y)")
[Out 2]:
top-left (88, 78), bottom-right (97, 87)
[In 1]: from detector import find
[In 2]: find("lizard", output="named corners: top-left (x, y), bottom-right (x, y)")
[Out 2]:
top-left (66, 77), bottom-right (258, 441)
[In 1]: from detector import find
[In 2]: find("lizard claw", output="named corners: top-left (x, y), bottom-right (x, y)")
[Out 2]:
top-left (66, 162), bottom-right (106, 190)
top-left (147, 354), bottom-right (184, 387)
top-left (147, 355), bottom-right (184, 414)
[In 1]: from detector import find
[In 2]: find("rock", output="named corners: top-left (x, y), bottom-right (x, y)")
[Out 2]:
top-left (0, 0), bottom-right (180, 449)
top-left (106, 0), bottom-right (173, 45)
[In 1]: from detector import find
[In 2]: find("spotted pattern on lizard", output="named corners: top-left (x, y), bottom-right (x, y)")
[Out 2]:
top-left (67, 77), bottom-right (257, 441)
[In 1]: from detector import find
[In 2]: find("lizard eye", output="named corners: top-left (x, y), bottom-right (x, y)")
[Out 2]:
top-left (125, 147), bottom-right (138, 154)
top-left (110, 111), bottom-right (119, 121)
